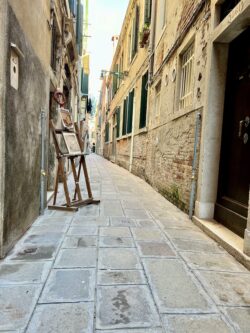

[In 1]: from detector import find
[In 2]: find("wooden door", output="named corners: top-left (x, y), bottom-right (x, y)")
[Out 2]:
top-left (215, 28), bottom-right (250, 237)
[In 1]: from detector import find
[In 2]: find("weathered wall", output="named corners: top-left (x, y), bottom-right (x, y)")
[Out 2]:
top-left (0, 0), bottom-right (8, 258)
top-left (103, 0), bottom-right (210, 213)
top-left (2, 4), bottom-right (50, 256)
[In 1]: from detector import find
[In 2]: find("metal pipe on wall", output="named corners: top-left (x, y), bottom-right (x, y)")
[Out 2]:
top-left (40, 109), bottom-right (46, 215)
top-left (148, 0), bottom-right (157, 84)
top-left (189, 112), bottom-right (202, 219)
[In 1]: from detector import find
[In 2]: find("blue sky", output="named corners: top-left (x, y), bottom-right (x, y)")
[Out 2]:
top-left (88, 0), bottom-right (129, 99)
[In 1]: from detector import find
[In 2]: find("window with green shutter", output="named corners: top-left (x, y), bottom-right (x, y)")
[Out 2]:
top-left (131, 6), bottom-right (140, 60)
top-left (139, 71), bottom-right (148, 129)
top-left (105, 123), bottom-right (109, 142)
top-left (127, 89), bottom-right (134, 134)
top-left (144, 0), bottom-right (152, 24)
top-left (112, 64), bottom-right (118, 97)
top-left (116, 107), bottom-right (120, 138)
top-left (122, 98), bottom-right (128, 135)
top-left (76, 2), bottom-right (83, 55)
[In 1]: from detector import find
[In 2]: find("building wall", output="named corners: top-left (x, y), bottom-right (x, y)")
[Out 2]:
top-left (0, 1), bottom-right (50, 257)
top-left (102, 0), bottom-right (210, 212)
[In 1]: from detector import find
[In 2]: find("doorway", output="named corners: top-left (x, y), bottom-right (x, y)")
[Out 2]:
top-left (215, 28), bottom-right (250, 237)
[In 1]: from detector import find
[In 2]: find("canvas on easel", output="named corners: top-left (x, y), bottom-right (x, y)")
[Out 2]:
top-left (59, 108), bottom-right (74, 131)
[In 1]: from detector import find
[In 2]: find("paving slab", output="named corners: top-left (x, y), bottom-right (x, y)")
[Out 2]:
top-left (136, 241), bottom-right (177, 257)
top-left (143, 258), bottom-right (215, 313)
top-left (98, 270), bottom-right (146, 285)
top-left (100, 227), bottom-right (131, 238)
top-left (99, 248), bottom-right (142, 270)
top-left (124, 209), bottom-right (150, 219)
top-left (72, 216), bottom-right (109, 226)
top-left (33, 216), bottom-right (72, 226)
top-left (99, 237), bottom-right (134, 248)
top-left (39, 269), bottom-right (95, 303)
top-left (101, 200), bottom-right (124, 217)
top-left (225, 307), bottom-right (250, 333)
top-left (195, 270), bottom-right (250, 306)
top-left (171, 238), bottom-right (225, 253)
top-left (121, 200), bottom-right (144, 209)
top-left (54, 248), bottom-right (97, 268)
top-left (0, 262), bottom-right (51, 285)
top-left (162, 314), bottom-right (233, 333)
top-left (157, 217), bottom-right (198, 229)
top-left (62, 236), bottom-right (97, 248)
top-left (96, 329), bottom-right (163, 333)
top-left (78, 204), bottom-right (100, 217)
top-left (135, 219), bottom-right (156, 227)
top-left (0, 284), bottom-right (42, 331)
top-left (67, 226), bottom-right (98, 235)
top-left (164, 228), bottom-right (210, 241)
top-left (9, 244), bottom-right (58, 261)
top-left (181, 252), bottom-right (249, 272)
top-left (111, 217), bottom-right (137, 227)
top-left (131, 228), bottom-right (166, 242)
top-left (96, 285), bottom-right (160, 330)
top-left (26, 303), bottom-right (94, 333)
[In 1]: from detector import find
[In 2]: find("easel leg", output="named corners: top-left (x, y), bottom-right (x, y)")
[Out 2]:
top-left (59, 158), bottom-right (71, 206)
top-left (81, 156), bottom-right (93, 199)
top-left (73, 159), bottom-right (82, 201)
top-left (53, 161), bottom-right (60, 205)
top-left (70, 157), bottom-right (82, 201)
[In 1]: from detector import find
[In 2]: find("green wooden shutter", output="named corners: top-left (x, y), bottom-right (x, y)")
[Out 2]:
top-left (132, 6), bottom-right (139, 59)
top-left (76, 3), bottom-right (83, 55)
top-left (112, 64), bottom-right (118, 96)
top-left (122, 99), bottom-right (127, 135)
top-left (105, 123), bottom-right (109, 142)
top-left (127, 89), bottom-right (134, 134)
top-left (116, 107), bottom-right (120, 138)
top-left (144, 0), bottom-right (152, 24)
top-left (69, 0), bottom-right (77, 17)
top-left (139, 71), bottom-right (148, 128)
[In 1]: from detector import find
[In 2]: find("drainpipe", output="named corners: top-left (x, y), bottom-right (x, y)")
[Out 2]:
top-left (189, 112), bottom-right (202, 219)
top-left (129, 96), bottom-right (136, 173)
top-left (148, 0), bottom-right (157, 84)
top-left (40, 109), bottom-right (46, 215)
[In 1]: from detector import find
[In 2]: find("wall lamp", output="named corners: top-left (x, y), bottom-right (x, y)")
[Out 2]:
top-left (100, 69), bottom-right (128, 80)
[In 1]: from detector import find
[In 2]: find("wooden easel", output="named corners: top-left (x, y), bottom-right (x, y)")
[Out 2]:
top-left (48, 119), bottom-right (100, 212)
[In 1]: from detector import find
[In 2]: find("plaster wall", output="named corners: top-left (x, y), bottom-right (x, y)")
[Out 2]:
top-left (1, 4), bottom-right (50, 257)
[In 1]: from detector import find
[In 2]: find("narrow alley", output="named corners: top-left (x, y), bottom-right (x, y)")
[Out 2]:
top-left (0, 155), bottom-right (249, 332)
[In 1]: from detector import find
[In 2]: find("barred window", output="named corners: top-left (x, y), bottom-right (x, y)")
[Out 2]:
top-left (179, 43), bottom-right (194, 109)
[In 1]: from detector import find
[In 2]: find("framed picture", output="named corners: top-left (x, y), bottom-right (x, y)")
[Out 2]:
top-left (62, 132), bottom-right (82, 155)
top-left (59, 109), bottom-right (74, 130)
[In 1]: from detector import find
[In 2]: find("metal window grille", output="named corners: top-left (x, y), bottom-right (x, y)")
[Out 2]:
top-left (179, 43), bottom-right (194, 109)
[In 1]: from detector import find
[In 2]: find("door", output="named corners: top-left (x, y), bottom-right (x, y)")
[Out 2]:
top-left (215, 28), bottom-right (250, 237)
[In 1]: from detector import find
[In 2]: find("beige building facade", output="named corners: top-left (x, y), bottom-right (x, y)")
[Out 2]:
top-left (99, 0), bottom-right (250, 264)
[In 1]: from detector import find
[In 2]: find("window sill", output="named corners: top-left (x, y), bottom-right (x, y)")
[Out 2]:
top-left (117, 133), bottom-right (132, 141)
top-left (138, 126), bottom-right (148, 134)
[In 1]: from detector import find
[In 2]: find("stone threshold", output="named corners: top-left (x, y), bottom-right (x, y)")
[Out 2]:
top-left (193, 216), bottom-right (250, 270)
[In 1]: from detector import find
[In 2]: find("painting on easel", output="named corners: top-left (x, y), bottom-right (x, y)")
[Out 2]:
top-left (59, 109), bottom-right (74, 130)
top-left (62, 132), bottom-right (82, 155)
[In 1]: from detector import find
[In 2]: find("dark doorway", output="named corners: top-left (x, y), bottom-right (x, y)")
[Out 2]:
top-left (215, 28), bottom-right (250, 237)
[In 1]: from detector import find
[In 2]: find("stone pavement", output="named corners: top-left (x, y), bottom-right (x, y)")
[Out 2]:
top-left (0, 154), bottom-right (250, 332)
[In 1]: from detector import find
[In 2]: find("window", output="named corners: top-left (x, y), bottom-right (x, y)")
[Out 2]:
top-left (122, 89), bottom-right (134, 135)
top-left (127, 89), bottom-right (134, 134)
top-left (144, 0), bottom-right (152, 25)
top-left (130, 6), bottom-right (140, 62)
top-left (105, 123), bottom-right (109, 142)
top-left (116, 107), bottom-right (121, 138)
top-left (155, 81), bottom-right (161, 116)
top-left (50, 13), bottom-right (57, 71)
top-left (122, 98), bottom-right (128, 135)
top-left (155, 0), bottom-right (167, 41)
top-left (220, 0), bottom-right (241, 22)
top-left (112, 64), bottom-right (118, 97)
top-left (179, 43), bottom-right (194, 109)
top-left (139, 71), bottom-right (148, 128)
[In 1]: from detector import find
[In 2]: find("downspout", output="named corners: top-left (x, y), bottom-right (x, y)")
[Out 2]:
top-left (40, 109), bottom-right (46, 215)
top-left (129, 96), bottom-right (136, 173)
top-left (189, 112), bottom-right (202, 219)
top-left (148, 0), bottom-right (157, 84)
